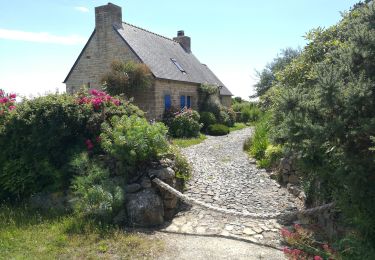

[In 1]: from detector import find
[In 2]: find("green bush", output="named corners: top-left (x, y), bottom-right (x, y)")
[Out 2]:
top-left (261, 2), bottom-right (375, 249)
top-left (102, 60), bottom-right (153, 96)
top-left (256, 144), bottom-right (283, 168)
top-left (199, 111), bottom-right (216, 131)
top-left (100, 115), bottom-right (169, 174)
top-left (70, 152), bottom-right (125, 221)
top-left (207, 124), bottom-right (230, 136)
top-left (167, 109), bottom-right (202, 138)
top-left (218, 107), bottom-right (236, 127)
top-left (0, 90), bottom-right (142, 201)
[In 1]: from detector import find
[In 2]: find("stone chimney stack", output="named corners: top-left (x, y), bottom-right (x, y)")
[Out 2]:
top-left (95, 3), bottom-right (122, 31)
top-left (173, 30), bottom-right (191, 53)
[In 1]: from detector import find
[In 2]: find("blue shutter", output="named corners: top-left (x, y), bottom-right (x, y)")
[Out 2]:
top-left (180, 95), bottom-right (185, 109)
top-left (164, 95), bottom-right (171, 110)
top-left (187, 96), bottom-right (191, 108)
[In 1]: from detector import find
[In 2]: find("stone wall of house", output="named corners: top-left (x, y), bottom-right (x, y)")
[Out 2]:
top-left (65, 29), bottom-right (140, 94)
top-left (154, 79), bottom-right (199, 120)
top-left (220, 96), bottom-right (232, 107)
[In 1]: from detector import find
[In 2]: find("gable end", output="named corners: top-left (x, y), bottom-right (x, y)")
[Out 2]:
top-left (63, 30), bottom-right (96, 83)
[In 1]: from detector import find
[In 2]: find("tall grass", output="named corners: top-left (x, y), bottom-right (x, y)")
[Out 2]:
top-left (0, 204), bottom-right (163, 259)
top-left (245, 113), bottom-right (271, 160)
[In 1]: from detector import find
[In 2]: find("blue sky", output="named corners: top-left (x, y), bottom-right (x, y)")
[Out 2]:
top-left (0, 0), bottom-right (359, 99)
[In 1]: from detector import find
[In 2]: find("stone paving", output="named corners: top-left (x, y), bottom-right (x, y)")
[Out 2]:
top-left (161, 127), bottom-right (303, 247)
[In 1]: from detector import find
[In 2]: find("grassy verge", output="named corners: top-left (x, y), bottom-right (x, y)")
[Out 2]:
top-left (0, 204), bottom-right (164, 259)
top-left (171, 133), bottom-right (206, 148)
top-left (229, 122), bottom-right (248, 132)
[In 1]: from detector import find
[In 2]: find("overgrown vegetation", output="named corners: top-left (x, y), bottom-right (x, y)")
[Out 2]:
top-left (232, 98), bottom-right (262, 124)
top-left (248, 1), bottom-right (375, 257)
top-left (0, 204), bottom-right (163, 259)
top-left (102, 60), bottom-right (153, 96)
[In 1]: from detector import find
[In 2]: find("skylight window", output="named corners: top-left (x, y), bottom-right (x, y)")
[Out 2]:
top-left (171, 58), bottom-right (186, 74)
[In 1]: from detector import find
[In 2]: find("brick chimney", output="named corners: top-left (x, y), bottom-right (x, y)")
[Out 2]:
top-left (173, 30), bottom-right (191, 53)
top-left (95, 3), bottom-right (122, 31)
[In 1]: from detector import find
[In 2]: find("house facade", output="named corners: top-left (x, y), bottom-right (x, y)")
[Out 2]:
top-left (64, 3), bottom-right (232, 119)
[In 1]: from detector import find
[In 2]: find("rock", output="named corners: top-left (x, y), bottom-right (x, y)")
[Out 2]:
top-left (149, 167), bottom-right (175, 180)
top-left (160, 158), bottom-right (174, 167)
top-left (288, 175), bottom-right (299, 184)
top-left (164, 196), bottom-right (178, 209)
top-left (140, 178), bottom-right (152, 188)
top-left (164, 209), bottom-right (176, 220)
top-left (126, 189), bottom-right (164, 227)
top-left (113, 209), bottom-right (127, 225)
top-left (282, 174), bottom-right (289, 183)
top-left (124, 183), bottom-right (141, 193)
top-left (243, 228), bottom-right (256, 235)
top-left (165, 224), bottom-right (179, 232)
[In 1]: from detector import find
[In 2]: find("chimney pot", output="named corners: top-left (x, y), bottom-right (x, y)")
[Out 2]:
top-left (177, 30), bottom-right (184, 36)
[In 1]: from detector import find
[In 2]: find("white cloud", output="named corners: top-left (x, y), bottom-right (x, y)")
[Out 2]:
top-left (74, 6), bottom-right (89, 13)
top-left (0, 28), bottom-right (86, 45)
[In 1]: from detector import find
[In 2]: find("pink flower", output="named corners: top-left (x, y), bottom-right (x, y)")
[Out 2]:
top-left (283, 247), bottom-right (292, 254)
top-left (9, 93), bottom-right (16, 99)
top-left (96, 136), bottom-right (101, 143)
top-left (0, 97), bottom-right (8, 103)
top-left (8, 105), bottom-right (16, 111)
top-left (91, 97), bottom-right (102, 109)
top-left (85, 139), bottom-right (94, 150)
top-left (89, 89), bottom-right (99, 96)
top-left (0, 90), bottom-right (4, 96)
top-left (281, 228), bottom-right (292, 238)
top-left (314, 256), bottom-right (323, 260)
top-left (292, 249), bottom-right (302, 256)
top-left (112, 99), bottom-right (120, 106)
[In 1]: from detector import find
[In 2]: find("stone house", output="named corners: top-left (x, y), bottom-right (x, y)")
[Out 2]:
top-left (64, 3), bottom-right (233, 119)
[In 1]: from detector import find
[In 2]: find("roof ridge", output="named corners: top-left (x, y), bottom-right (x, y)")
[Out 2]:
top-left (122, 22), bottom-right (177, 43)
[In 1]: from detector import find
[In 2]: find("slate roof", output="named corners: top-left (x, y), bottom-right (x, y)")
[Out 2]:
top-left (116, 23), bottom-right (233, 96)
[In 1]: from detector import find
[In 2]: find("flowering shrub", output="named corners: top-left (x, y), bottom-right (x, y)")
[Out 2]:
top-left (165, 108), bottom-right (202, 138)
top-left (77, 89), bottom-right (121, 110)
top-left (0, 89), bottom-right (142, 200)
top-left (0, 90), bottom-right (16, 116)
top-left (281, 224), bottom-right (337, 260)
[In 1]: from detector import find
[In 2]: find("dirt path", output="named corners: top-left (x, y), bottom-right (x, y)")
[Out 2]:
top-left (155, 128), bottom-right (301, 259)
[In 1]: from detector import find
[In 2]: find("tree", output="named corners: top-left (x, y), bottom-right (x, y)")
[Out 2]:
top-left (252, 48), bottom-right (300, 97)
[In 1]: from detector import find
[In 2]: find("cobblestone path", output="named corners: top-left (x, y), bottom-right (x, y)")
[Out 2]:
top-left (161, 127), bottom-right (302, 248)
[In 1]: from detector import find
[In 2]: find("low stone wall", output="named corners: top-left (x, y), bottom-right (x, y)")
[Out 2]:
top-left (124, 158), bottom-right (183, 227)
top-left (277, 156), bottom-right (343, 239)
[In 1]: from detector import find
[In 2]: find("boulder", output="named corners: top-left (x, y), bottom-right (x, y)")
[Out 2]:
top-left (126, 189), bottom-right (164, 227)
top-left (124, 183), bottom-right (142, 193)
top-left (148, 167), bottom-right (175, 180)
top-left (140, 178), bottom-right (152, 188)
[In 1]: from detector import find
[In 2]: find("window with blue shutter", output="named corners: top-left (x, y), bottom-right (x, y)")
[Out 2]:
top-left (187, 96), bottom-right (191, 108)
top-left (164, 95), bottom-right (171, 110)
top-left (180, 95), bottom-right (185, 109)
